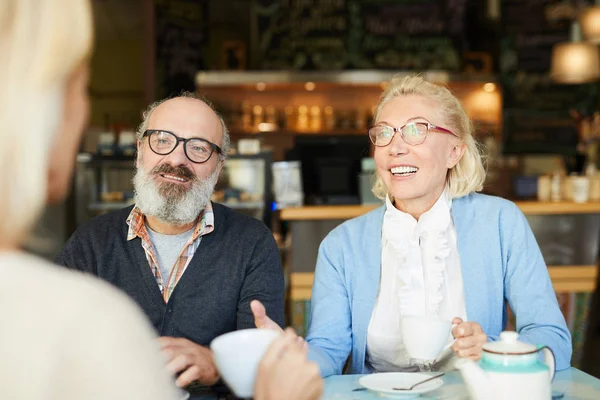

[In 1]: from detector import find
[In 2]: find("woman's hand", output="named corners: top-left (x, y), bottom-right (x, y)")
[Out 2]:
top-left (451, 317), bottom-right (488, 361)
top-left (254, 328), bottom-right (323, 400)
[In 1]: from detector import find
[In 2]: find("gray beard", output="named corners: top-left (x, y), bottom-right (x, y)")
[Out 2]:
top-left (132, 166), bottom-right (219, 226)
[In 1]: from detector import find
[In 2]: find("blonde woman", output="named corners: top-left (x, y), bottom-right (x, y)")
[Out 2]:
top-left (254, 75), bottom-right (571, 377)
top-left (0, 1), bottom-right (178, 399)
top-left (0, 2), bottom-right (321, 399)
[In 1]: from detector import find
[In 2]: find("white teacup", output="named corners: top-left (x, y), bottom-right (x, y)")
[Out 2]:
top-left (210, 328), bottom-right (279, 398)
top-left (400, 315), bottom-right (453, 361)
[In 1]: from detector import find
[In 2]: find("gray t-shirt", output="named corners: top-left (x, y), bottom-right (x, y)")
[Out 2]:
top-left (146, 225), bottom-right (195, 283)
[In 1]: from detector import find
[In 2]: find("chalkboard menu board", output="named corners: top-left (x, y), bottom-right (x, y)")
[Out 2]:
top-left (155, 0), bottom-right (209, 97)
top-left (253, 0), bottom-right (467, 70)
top-left (499, 0), bottom-right (589, 73)
top-left (502, 73), bottom-right (597, 154)
top-left (503, 109), bottom-right (579, 155)
top-left (500, 0), bottom-right (597, 155)
top-left (501, 0), bottom-right (564, 73)
top-left (502, 73), bottom-right (598, 112)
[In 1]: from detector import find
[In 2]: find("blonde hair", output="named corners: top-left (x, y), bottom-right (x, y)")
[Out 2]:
top-left (0, 0), bottom-right (93, 245)
top-left (372, 74), bottom-right (486, 200)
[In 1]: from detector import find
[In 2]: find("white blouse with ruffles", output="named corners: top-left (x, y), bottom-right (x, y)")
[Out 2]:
top-left (366, 191), bottom-right (467, 372)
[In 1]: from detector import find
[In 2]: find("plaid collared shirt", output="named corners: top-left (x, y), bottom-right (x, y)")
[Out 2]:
top-left (126, 204), bottom-right (215, 302)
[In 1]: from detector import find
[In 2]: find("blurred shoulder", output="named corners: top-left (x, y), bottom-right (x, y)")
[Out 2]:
top-left (3, 252), bottom-right (146, 320)
top-left (70, 205), bottom-right (132, 239)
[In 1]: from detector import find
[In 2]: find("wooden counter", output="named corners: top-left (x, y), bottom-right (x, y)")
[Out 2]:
top-left (290, 265), bottom-right (599, 300)
top-left (281, 200), bottom-right (600, 296)
top-left (280, 201), bottom-right (600, 220)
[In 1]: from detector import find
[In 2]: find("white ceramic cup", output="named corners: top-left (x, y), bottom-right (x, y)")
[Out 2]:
top-left (400, 315), bottom-right (453, 361)
top-left (210, 329), bottom-right (280, 398)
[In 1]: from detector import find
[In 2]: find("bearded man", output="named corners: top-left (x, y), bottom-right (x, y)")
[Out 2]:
top-left (56, 93), bottom-right (285, 389)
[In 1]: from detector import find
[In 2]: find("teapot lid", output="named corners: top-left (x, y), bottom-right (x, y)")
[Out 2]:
top-left (482, 331), bottom-right (538, 355)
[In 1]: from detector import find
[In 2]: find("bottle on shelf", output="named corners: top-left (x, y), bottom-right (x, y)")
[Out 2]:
top-left (242, 101), bottom-right (252, 131)
top-left (309, 106), bottom-right (321, 132)
top-left (550, 159), bottom-right (567, 202)
top-left (550, 171), bottom-right (563, 202)
top-left (324, 106), bottom-right (335, 130)
top-left (284, 105), bottom-right (295, 130)
top-left (297, 105), bottom-right (309, 131)
top-left (265, 106), bottom-right (277, 125)
top-left (252, 105), bottom-right (264, 130)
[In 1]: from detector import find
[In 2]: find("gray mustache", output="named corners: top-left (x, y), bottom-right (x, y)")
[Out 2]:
top-left (151, 163), bottom-right (196, 181)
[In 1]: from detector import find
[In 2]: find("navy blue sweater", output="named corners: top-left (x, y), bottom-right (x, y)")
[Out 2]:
top-left (56, 203), bottom-right (285, 346)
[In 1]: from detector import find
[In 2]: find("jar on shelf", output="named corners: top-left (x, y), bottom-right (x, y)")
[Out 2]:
top-left (537, 175), bottom-right (551, 202)
top-left (118, 130), bottom-right (136, 157)
top-left (97, 131), bottom-right (116, 156)
top-left (571, 176), bottom-right (590, 203)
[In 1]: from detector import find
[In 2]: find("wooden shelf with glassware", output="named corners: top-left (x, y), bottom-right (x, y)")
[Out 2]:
top-left (196, 70), bottom-right (503, 144)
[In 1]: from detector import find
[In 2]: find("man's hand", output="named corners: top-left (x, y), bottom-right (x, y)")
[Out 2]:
top-left (451, 318), bottom-right (488, 361)
top-left (251, 300), bottom-right (284, 332)
top-left (254, 328), bottom-right (323, 400)
top-left (159, 337), bottom-right (219, 388)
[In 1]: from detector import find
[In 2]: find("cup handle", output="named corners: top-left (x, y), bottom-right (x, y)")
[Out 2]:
top-left (442, 323), bottom-right (460, 351)
top-left (538, 345), bottom-right (556, 382)
top-left (451, 323), bottom-right (459, 334)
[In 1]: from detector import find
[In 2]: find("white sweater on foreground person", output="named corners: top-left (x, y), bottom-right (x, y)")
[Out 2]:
top-left (0, 251), bottom-right (180, 400)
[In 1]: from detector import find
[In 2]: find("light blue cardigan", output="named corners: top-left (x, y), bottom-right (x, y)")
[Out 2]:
top-left (306, 193), bottom-right (572, 377)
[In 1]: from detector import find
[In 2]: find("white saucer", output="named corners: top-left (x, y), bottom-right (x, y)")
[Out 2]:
top-left (359, 372), bottom-right (444, 398)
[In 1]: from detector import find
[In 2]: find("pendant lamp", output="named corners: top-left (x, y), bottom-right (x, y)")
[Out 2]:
top-left (551, 22), bottom-right (600, 84)
top-left (581, 0), bottom-right (600, 44)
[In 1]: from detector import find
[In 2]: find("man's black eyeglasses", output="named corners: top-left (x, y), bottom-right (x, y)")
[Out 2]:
top-left (143, 129), bottom-right (222, 164)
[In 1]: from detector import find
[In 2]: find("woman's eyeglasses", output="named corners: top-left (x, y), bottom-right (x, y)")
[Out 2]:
top-left (368, 121), bottom-right (457, 147)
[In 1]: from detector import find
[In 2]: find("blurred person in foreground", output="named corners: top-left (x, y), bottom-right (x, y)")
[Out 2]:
top-left (252, 74), bottom-right (572, 376)
top-left (55, 92), bottom-right (285, 388)
top-left (0, 1), bottom-right (179, 399)
top-left (0, 1), bottom-right (313, 399)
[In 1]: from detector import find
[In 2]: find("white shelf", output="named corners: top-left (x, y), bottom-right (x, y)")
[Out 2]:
top-left (218, 201), bottom-right (264, 210)
top-left (196, 70), bottom-right (496, 86)
top-left (88, 201), bottom-right (264, 211)
top-left (88, 202), bottom-right (134, 211)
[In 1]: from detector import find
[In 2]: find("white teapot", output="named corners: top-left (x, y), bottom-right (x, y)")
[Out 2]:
top-left (456, 331), bottom-right (555, 400)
